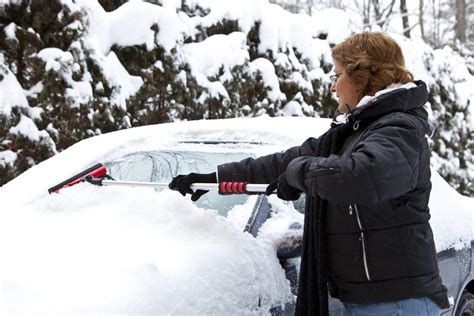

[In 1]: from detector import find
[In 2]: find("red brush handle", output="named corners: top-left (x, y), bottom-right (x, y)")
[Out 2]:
top-left (219, 181), bottom-right (248, 194)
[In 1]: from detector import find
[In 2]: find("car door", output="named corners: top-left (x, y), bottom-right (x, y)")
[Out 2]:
top-left (438, 246), bottom-right (472, 315)
top-left (104, 149), bottom-right (300, 314)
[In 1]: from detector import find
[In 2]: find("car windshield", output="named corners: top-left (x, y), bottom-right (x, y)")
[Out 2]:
top-left (104, 150), bottom-right (254, 217)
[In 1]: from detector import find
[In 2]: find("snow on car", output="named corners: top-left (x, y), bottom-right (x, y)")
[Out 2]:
top-left (0, 117), bottom-right (472, 315)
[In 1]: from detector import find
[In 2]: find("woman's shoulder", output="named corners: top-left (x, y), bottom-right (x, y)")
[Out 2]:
top-left (366, 109), bottom-right (429, 137)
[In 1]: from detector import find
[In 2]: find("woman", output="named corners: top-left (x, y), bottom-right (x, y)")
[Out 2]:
top-left (169, 32), bottom-right (449, 315)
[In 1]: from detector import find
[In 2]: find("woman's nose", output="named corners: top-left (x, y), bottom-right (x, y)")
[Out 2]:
top-left (330, 82), bottom-right (336, 92)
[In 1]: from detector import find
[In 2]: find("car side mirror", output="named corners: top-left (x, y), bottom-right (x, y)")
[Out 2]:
top-left (276, 222), bottom-right (303, 259)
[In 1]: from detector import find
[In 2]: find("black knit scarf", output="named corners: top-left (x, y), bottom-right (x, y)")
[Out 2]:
top-left (294, 119), bottom-right (357, 316)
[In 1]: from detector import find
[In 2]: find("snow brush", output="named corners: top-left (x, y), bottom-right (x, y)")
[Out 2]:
top-left (48, 163), bottom-right (270, 194)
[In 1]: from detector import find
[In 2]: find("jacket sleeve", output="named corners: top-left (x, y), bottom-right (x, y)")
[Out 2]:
top-left (217, 137), bottom-right (320, 184)
top-left (285, 114), bottom-right (425, 206)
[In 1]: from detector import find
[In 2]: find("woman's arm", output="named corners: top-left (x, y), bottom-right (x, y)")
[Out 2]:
top-left (285, 113), bottom-right (426, 206)
top-left (217, 137), bottom-right (321, 184)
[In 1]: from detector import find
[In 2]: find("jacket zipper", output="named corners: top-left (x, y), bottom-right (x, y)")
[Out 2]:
top-left (349, 204), bottom-right (371, 281)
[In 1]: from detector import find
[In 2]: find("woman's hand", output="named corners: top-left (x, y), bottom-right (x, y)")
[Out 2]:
top-left (265, 172), bottom-right (301, 201)
top-left (168, 172), bottom-right (217, 201)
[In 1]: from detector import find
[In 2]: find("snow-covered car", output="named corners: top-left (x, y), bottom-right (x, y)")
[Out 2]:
top-left (1, 117), bottom-right (473, 315)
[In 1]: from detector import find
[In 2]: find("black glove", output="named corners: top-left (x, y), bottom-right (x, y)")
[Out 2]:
top-left (265, 172), bottom-right (301, 201)
top-left (169, 172), bottom-right (217, 202)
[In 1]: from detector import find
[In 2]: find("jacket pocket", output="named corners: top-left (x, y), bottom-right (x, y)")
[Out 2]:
top-left (304, 167), bottom-right (340, 179)
top-left (327, 233), bottom-right (367, 282)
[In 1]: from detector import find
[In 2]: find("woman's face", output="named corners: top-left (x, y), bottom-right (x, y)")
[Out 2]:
top-left (330, 60), bottom-right (359, 113)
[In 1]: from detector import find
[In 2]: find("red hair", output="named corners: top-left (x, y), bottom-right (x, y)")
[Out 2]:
top-left (332, 32), bottom-right (413, 100)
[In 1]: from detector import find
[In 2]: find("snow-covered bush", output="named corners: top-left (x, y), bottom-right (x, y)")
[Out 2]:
top-left (426, 47), bottom-right (474, 196)
top-left (0, 57), bottom-right (56, 182)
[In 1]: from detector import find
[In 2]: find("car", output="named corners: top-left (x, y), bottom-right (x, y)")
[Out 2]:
top-left (1, 117), bottom-right (472, 315)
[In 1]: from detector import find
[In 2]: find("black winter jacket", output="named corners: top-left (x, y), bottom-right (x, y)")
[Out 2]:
top-left (217, 81), bottom-right (449, 309)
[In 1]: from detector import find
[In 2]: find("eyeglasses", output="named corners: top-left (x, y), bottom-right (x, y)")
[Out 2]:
top-left (330, 73), bottom-right (344, 84)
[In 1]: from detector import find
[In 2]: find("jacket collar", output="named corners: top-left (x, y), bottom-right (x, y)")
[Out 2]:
top-left (333, 80), bottom-right (429, 127)
top-left (355, 82), bottom-right (417, 109)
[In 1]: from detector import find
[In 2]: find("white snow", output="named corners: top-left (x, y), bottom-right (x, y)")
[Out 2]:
top-left (258, 197), bottom-right (304, 249)
top-left (311, 8), bottom-right (355, 44)
top-left (8, 114), bottom-right (43, 141)
top-left (183, 32), bottom-right (249, 78)
top-left (89, 51), bottom-right (142, 109)
top-left (4, 22), bottom-right (17, 39)
top-left (0, 55), bottom-right (30, 116)
top-left (0, 186), bottom-right (292, 315)
top-left (23, 81), bottom-right (44, 99)
top-left (182, 32), bottom-right (249, 99)
top-left (281, 100), bottom-right (304, 116)
top-left (396, 34), bottom-right (474, 124)
top-left (0, 150), bottom-right (17, 166)
top-left (73, 0), bottom-right (186, 109)
top-left (37, 48), bottom-right (74, 72)
top-left (186, 0), bottom-right (264, 34)
top-left (79, 0), bottom-right (184, 54)
top-left (431, 46), bottom-right (474, 123)
top-left (36, 48), bottom-right (95, 108)
top-left (66, 80), bottom-right (93, 106)
top-left (429, 171), bottom-right (474, 251)
top-left (182, 0), bottom-right (341, 74)
top-left (248, 58), bottom-right (285, 102)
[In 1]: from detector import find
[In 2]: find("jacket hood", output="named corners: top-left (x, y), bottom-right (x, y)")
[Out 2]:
top-left (349, 80), bottom-right (429, 124)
